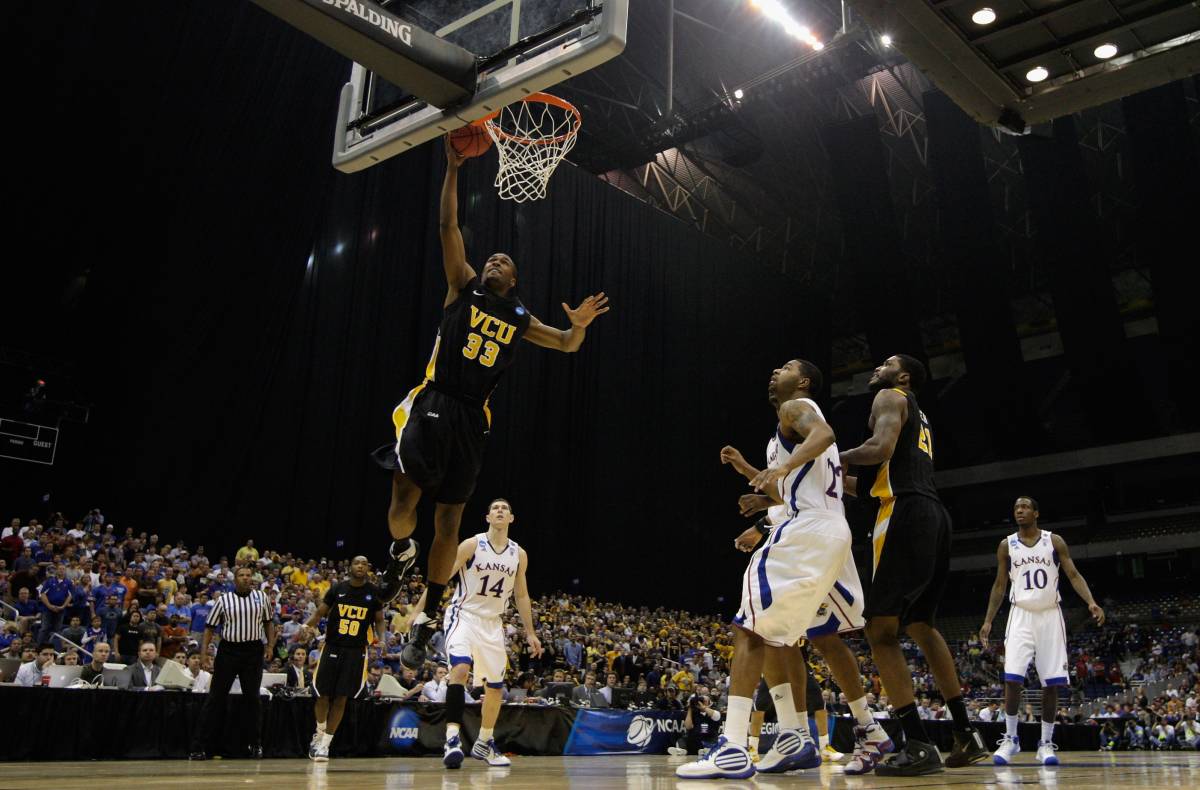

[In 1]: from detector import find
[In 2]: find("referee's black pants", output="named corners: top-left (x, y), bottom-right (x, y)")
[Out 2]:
top-left (192, 640), bottom-right (265, 753)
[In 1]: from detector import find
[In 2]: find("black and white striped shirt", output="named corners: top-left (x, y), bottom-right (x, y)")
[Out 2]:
top-left (207, 589), bottom-right (271, 643)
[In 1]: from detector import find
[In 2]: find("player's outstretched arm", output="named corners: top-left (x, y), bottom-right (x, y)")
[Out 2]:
top-left (523, 293), bottom-right (610, 352)
top-left (439, 136), bottom-right (477, 305)
top-left (979, 539), bottom-right (1010, 644)
top-left (839, 389), bottom-right (907, 467)
top-left (513, 548), bottom-right (543, 658)
top-left (749, 399), bottom-right (836, 492)
top-left (1052, 534), bottom-right (1105, 625)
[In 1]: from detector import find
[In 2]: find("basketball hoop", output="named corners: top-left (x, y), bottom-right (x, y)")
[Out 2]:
top-left (482, 93), bottom-right (581, 202)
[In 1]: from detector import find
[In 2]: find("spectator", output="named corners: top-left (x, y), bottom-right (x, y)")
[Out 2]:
top-left (160, 615), bottom-right (189, 659)
top-left (656, 686), bottom-right (683, 711)
top-left (235, 540), bottom-right (259, 564)
top-left (633, 678), bottom-right (655, 708)
top-left (422, 665), bottom-right (449, 702)
top-left (36, 564), bottom-right (73, 645)
top-left (572, 671), bottom-right (608, 707)
top-left (120, 641), bottom-right (163, 690)
top-left (114, 609), bottom-right (145, 664)
top-left (12, 587), bottom-right (38, 634)
top-left (184, 651), bottom-right (212, 693)
top-left (189, 592), bottom-right (214, 640)
top-left (599, 671), bottom-right (618, 706)
top-left (80, 642), bottom-right (111, 684)
top-left (15, 643), bottom-right (57, 687)
top-left (284, 646), bottom-right (312, 689)
top-left (59, 615), bottom-right (86, 653)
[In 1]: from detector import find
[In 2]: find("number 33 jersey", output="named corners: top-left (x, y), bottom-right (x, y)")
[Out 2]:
top-left (765, 398), bottom-right (845, 520)
top-left (1008, 530), bottom-right (1061, 611)
top-left (322, 581), bottom-right (383, 647)
top-left (448, 534), bottom-right (520, 622)
top-left (430, 277), bottom-right (532, 405)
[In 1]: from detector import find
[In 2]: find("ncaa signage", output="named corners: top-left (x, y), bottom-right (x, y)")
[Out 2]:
top-left (387, 707), bottom-right (422, 753)
top-left (564, 710), bottom-right (686, 756)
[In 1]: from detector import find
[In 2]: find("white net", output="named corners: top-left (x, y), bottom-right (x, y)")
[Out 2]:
top-left (483, 93), bottom-right (581, 202)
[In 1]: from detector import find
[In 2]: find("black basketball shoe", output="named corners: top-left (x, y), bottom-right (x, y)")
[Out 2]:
top-left (875, 739), bottom-right (944, 776)
top-left (945, 727), bottom-right (989, 767)
top-left (400, 612), bottom-right (437, 670)
top-left (379, 537), bottom-right (420, 604)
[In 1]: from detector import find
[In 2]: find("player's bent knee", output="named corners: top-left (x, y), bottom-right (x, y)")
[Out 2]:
top-left (865, 620), bottom-right (899, 647)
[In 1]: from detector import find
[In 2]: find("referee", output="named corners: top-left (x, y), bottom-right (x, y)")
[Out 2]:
top-left (189, 565), bottom-right (275, 760)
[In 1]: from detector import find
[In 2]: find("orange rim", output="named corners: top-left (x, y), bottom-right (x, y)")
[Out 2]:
top-left (482, 92), bottom-right (582, 147)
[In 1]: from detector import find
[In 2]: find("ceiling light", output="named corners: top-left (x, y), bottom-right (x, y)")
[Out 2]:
top-left (813, 41), bottom-right (824, 50)
top-left (733, 88), bottom-right (744, 100)
top-left (1026, 66), bottom-right (1049, 83)
top-left (971, 8), bottom-right (996, 25)
top-left (881, 34), bottom-right (892, 47)
top-left (1093, 43), bottom-right (1118, 60)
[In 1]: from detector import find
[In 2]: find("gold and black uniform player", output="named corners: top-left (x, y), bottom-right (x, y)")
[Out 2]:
top-left (860, 383), bottom-right (952, 625)
top-left (371, 277), bottom-right (531, 503)
top-left (313, 580), bottom-right (383, 699)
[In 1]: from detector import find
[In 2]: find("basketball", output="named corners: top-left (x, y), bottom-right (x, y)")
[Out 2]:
top-left (448, 123), bottom-right (493, 158)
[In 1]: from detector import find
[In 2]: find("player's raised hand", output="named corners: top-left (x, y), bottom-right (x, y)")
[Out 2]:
top-left (1090, 603), bottom-right (1105, 626)
top-left (527, 632), bottom-right (544, 658)
top-left (978, 621), bottom-right (991, 645)
top-left (720, 446), bottom-right (745, 467)
top-left (443, 134), bottom-right (467, 169)
top-left (749, 466), bottom-right (787, 493)
top-left (734, 525), bottom-right (764, 553)
top-left (738, 494), bottom-right (770, 517)
top-left (563, 292), bottom-right (610, 328)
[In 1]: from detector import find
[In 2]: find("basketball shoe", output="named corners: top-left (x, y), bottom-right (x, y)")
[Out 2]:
top-left (675, 736), bottom-right (756, 779)
top-left (843, 722), bottom-right (895, 775)
top-left (443, 733), bottom-right (465, 769)
top-left (1037, 740), bottom-right (1059, 766)
top-left (946, 727), bottom-right (989, 766)
top-left (471, 738), bottom-right (511, 767)
top-left (379, 537), bottom-right (420, 604)
top-left (993, 734), bottom-right (1021, 765)
top-left (401, 611), bottom-right (438, 669)
top-left (756, 728), bottom-right (821, 773)
top-left (875, 738), bottom-right (943, 776)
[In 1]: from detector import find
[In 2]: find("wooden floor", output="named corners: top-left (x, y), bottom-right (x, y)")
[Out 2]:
top-left (3, 753), bottom-right (1196, 789)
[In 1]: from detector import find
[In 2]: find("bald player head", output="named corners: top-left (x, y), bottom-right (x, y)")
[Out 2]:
top-left (349, 555), bottom-right (370, 583)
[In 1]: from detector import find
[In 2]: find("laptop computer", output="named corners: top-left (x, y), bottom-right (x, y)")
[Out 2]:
top-left (46, 664), bottom-right (83, 688)
top-left (156, 660), bottom-right (194, 690)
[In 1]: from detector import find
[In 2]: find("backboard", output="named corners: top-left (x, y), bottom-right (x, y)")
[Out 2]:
top-left (331, 0), bottom-right (627, 172)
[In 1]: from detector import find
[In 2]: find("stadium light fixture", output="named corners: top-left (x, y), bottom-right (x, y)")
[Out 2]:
top-left (881, 34), bottom-right (892, 47)
top-left (971, 8), bottom-right (996, 26)
top-left (1094, 43), bottom-right (1118, 60)
top-left (1026, 66), bottom-right (1049, 83)
top-left (733, 88), bottom-right (744, 99)
top-left (749, 0), bottom-right (823, 50)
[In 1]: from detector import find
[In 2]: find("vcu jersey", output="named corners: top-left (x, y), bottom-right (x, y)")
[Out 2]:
top-left (427, 277), bottom-right (532, 405)
top-left (322, 581), bottom-right (382, 648)
top-left (869, 388), bottom-right (938, 501)
top-left (1008, 530), bottom-right (1061, 611)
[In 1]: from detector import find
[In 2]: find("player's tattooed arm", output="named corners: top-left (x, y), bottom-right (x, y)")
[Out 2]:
top-left (523, 293), bottom-right (610, 352)
top-left (1052, 533), bottom-right (1105, 625)
top-left (978, 539), bottom-right (1010, 644)
top-left (513, 549), bottom-right (543, 658)
top-left (839, 388), bottom-right (907, 467)
top-left (748, 399), bottom-right (836, 492)
top-left (439, 136), bottom-right (477, 305)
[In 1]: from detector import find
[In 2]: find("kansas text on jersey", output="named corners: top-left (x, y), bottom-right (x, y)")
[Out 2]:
top-left (322, 581), bottom-right (383, 647)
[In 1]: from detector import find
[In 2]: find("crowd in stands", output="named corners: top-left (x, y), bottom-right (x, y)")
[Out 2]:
top-left (1, 508), bottom-right (1197, 747)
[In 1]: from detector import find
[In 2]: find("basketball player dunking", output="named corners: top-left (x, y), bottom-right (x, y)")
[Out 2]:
top-left (412, 498), bottom-right (541, 769)
top-left (372, 138), bottom-right (608, 669)
top-left (678, 360), bottom-right (852, 779)
top-left (979, 496), bottom-right (1104, 766)
top-left (839, 355), bottom-right (987, 775)
top-left (723, 361), bottom-right (894, 774)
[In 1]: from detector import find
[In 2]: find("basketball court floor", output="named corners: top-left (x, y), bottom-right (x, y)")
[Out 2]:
top-left (4, 753), bottom-right (1196, 789)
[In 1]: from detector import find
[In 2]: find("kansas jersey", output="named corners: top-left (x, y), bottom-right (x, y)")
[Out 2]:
top-left (1008, 530), bottom-right (1061, 611)
top-left (447, 533), bottom-right (520, 621)
top-left (424, 277), bottom-right (531, 405)
top-left (869, 388), bottom-right (939, 501)
top-left (765, 399), bottom-right (845, 518)
top-left (322, 581), bottom-right (382, 648)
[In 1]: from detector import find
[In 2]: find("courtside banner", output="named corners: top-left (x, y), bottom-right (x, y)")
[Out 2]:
top-left (563, 709), bottom-right (686, 755)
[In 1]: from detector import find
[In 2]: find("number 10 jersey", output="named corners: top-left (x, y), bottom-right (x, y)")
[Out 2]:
top-left (1007, 530), bottom-right (1061, 611)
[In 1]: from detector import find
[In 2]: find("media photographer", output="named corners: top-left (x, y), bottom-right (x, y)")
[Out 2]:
top-left (678, 684), bottom-right (722, 755)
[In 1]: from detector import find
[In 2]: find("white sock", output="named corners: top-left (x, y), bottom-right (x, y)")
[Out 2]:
top-left (1006, 713), bottom-right (1019, 740)
top-left (316, 721), bottom-right (326, 735)
top-left (478, 727), bottom-right (494, 742)
top-left (748, 735), bottom-right (759, 751)
top-left (319, 733), bottom-right (333, 749)
top-left (723, 696), bottom-right (753, 747)
top-left (819, 733), bottom-right (830, 748)
top-left (848, 695), bottom-right (873, 727)
top-left (770, 684), bottom-right (800, 729)
top-left (1041, 720), bottom-right (1054, 744)
top-left (446, 722), bottom-right (460, 739)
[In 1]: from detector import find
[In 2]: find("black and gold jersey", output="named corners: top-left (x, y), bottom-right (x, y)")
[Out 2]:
top-left (322, 581), bottom-right (382, 648)
top-left (869, 388), bottom-right (939, 501)
top-left (424, 277), bottom-right (532, 405)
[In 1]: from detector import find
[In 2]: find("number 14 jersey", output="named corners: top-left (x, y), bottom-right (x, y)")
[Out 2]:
top-left (1008, 530), bottom-right (1061, 611)
top-left (449, 533), bottom-right (520, 621)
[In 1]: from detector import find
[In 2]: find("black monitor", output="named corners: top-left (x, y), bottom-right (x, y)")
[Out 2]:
top-left (541, 682), bottom-right (574, 704)
top-left (611, 686), bottom-right (636, 708)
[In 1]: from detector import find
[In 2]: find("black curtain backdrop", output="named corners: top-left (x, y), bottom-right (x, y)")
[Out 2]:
top-left (3, 2), bottom-right (835, 611)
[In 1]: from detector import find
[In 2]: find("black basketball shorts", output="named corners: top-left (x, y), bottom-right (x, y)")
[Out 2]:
top-left (863, 494), bottom-right (952, 626)
top-left (370, 385), bottom-right (488, 505)
top-left (313, 643), bottom-right (368, 699)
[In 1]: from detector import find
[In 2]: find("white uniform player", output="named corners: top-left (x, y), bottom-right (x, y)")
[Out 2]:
top-left (733, 399), bottom-right (852, 648)
top-left (1003, 530), bottom-right (1068, 688)
top-left (444, 532), bottom-right (520, 686)
top-left (763, 423), bottom-right (865, 639)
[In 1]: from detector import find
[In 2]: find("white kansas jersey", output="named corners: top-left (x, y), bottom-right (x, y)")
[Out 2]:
top-left (1008, 530), bottom-right (1060, 611)
top-left (449, 533), bottom-right (520, 620)
top-left (765, 399), bottom-right (845, 519)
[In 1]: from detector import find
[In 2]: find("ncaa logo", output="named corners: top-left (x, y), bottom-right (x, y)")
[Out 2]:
top-left (388, 707), bottom-right (422, 750)
top-left (626, 715), bottom-right (655, 748)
